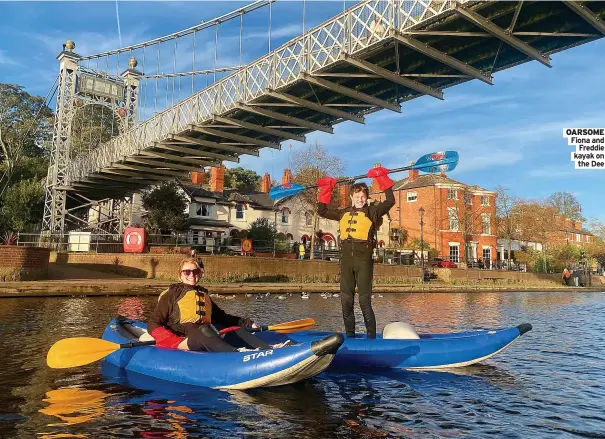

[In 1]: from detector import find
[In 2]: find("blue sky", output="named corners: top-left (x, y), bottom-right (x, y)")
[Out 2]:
top-left (1, 1), bottom-right (604, 223)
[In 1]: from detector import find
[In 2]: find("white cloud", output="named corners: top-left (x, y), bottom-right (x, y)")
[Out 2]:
top-left (0, 50), bottom-right (18, 66)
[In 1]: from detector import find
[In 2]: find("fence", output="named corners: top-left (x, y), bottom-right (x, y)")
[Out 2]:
top-left (11, 232), bottom-right (533, 270)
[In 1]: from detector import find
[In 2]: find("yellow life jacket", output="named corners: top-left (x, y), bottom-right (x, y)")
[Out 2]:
top-left (339, 210), bottom-right (374, 241)
top-left (158, 286), bottom-right (213, 326)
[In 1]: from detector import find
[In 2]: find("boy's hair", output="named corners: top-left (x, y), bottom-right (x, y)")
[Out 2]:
top-left (350, 182), bottom-right (369, 197)
top-left (177, 257), bottom-right (204, 277)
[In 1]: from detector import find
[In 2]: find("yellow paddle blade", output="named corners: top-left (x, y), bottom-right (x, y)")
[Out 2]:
top-left (267, 318), bottom-right (315, 333)
top-left (47, 338), bottom-right (121, 369)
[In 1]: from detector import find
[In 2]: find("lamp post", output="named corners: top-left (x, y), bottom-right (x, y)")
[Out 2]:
top-left (390, 227), bottom-right (399, 264)
top-left (419, 207), bottom-right (425, 282)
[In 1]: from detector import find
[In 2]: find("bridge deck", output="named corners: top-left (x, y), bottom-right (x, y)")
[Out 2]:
top-left (68, 0), bottom-right (605, 199)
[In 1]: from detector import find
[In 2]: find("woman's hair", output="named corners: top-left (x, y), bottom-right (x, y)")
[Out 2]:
top-left (350, 182), bottom-right (369, 197)
top-left (177, 257), bottom-right (204, 278)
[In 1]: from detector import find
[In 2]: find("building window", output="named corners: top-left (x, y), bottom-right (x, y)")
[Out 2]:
top-left (482, 214), bottom-right (490, 234)
top-left (481, 195), bottom-right (490, 206)
top-left (281, 208), bottom-right (290, 224)
top-left (482, 247), bottom-right (491, 261)
top-left (407, 191), bottom-right (417, 202)
top-left (464, 192), bottom-right (472, 205)
top-left (196, 203), bottom-right (212, 217)
top-left (576, 233), bottom-right (580, 242)
top-left (305, 211), bottom-right (313, 226)
top-left (448, 207), bottom-right (459, 231)
top-left (448, 188), bottom-right (457, 200)
top-left (235, 204), bottom-right (244, 220)
top-left (449, 244), bottom-right (459, 263)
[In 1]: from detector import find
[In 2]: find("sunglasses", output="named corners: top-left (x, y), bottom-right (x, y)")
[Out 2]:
top-left (181, 269), bottom-right (203, 277)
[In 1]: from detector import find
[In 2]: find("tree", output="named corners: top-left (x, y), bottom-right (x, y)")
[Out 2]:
top-left (224, 167), bottom-right (261, 191)
top-left (141, 182), bottom-right (189, 233)
top-left (0, 84), bottom-right (53, 195)
top-left (513, 201), bottom-right (558, 272)
top-left (291, 142), bottom-right (345, 259)
top-left (0, 178), bottom-right (45, 232)
top-left (546, 192), bottom-right (584, 222)
top-left (70, 103), bottom-right (121, 159)
top-left (247, 217), bottom-right (277, 250)
top-left (495, 185), bottom-right (520, 268)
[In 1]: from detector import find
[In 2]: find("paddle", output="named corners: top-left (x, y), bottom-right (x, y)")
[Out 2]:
top-left (47, 318), bottom-right (316, 369)
top-left (268, 150), bottom-right (459, 200)
top-left (219, 317), bottom-right (316, 335)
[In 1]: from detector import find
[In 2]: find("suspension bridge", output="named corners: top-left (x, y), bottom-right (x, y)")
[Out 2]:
top-left (42, 0), bottom-right (605, 236)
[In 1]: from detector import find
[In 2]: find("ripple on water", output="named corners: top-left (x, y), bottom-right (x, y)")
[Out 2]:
top-left (1, 292), bottom-right (605, 438)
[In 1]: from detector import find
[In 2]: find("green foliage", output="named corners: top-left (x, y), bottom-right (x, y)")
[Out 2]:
top-left (141, 182), bottom-right (189, 233)
top-left (70, 104), bottom-right (120, 159)
top-left (224, 167), bottom-right (261, 191)
top-left (0, 83), bottom-right (53, 161)
top-left (1, 178), bottom-right (45, 232)
top-left (247, 217), bottom-right (277, 247)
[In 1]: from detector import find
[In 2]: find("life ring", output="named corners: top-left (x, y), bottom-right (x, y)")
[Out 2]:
top-left (123, 227), bottom-right (145, 253)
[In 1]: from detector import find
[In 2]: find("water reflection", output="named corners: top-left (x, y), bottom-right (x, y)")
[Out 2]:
top-left (2, 292), bottom-right (605, 438)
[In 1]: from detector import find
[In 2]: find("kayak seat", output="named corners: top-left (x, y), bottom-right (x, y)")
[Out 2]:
top-left (382, 322), bottom-right (420, 340)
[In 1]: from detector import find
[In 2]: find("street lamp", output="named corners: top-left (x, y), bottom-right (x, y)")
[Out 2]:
top-left (419, 207), bottom-right (425, 281)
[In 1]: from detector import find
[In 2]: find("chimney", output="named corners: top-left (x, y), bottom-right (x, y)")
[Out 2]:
top-left (408, 162), bottom-right (418, 182)
top-left (191, 171), bottom-right (205, 185)
top-left (371, 163), bottom-right (382, 194)
top-left (210, 165), bottom-right (225, 193)
top-left (260, 172), bottom-right (271, 193)
top-left (282, 168), bottom-right (292, 185)
top-left (339, 184), bottom-right (350, 208)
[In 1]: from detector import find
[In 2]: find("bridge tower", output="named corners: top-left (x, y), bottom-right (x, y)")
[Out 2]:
top-left (42, 41), bottom-right (141, 237)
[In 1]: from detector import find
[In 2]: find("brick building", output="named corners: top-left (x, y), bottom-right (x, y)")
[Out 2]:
top-left (381, 167), bottom-right (497, 266)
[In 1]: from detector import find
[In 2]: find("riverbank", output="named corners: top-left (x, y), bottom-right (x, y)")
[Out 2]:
top-left (0, 277), bottom-right (601, 297)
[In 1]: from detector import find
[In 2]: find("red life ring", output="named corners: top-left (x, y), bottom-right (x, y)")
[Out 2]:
top-left (123, 227), bottom-right (145, 253)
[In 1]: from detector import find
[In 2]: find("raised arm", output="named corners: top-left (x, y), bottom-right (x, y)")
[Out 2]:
top-left (367, 166), bottom-right (396, 218)
top-left (316, 177), bottom-right (341, 221)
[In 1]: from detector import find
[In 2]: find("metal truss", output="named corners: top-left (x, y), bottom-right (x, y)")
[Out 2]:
top-left (55, 0), bottom-right (603, 217)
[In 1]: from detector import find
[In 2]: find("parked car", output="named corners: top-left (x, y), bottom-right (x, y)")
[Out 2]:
top-left (432, 258), bottom-right (457, 268)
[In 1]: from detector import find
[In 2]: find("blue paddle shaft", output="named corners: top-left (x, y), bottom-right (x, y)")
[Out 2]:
top-left (269, 151), bottom-right (459, 200)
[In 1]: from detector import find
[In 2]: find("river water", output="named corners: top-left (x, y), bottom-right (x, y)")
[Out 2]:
top-left (2, 291), bottom-right (605, 438)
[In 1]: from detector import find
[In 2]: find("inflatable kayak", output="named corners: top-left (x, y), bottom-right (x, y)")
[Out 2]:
top-left (101, 318), bottom-right (344, 390)
top-left (287, 323), bottom-right (532, 370)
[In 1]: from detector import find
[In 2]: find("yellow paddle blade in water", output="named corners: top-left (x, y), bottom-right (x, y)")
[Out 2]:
top-left (47, 338), bottom-right (121, 369)
top-left (268, 318), bottom-right (315, 333)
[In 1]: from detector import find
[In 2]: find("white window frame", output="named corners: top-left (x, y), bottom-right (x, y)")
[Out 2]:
top-left (448, 207), bottom-right (459, 232)
top-left (235, 204), bottom-right (245, 221)
top-left (482, 213), bottom-right (491, 235)
top-left (449, 244), bottom-right (460, 263)
top-left (576, 233), bottom-right (581, 242)
top-left (196, 203), bottom-right (212, 218)
top-left (448, 188), bottom-right (458, 200)
top-left (305, 211), bottom-right (313, 226)
top-left (482, 246), bottom-right (491, 262)
top-left (281, 208), bottom-right (290, 224)
top-left (407, 191), bottom-right (417, 203)
top-left (481, 195), bottom-right (490, 206)
top-left (464, 192), bottom-right (472, 205)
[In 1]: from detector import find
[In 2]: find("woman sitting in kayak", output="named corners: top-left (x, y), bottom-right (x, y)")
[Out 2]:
top-left (148, 257), bottom-right (277, 352)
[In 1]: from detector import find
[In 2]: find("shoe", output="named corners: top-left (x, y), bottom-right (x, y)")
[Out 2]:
top-left (271, 340), bottom-right (294, 349)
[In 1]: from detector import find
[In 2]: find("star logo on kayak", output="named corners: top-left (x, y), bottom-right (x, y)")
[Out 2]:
top-left (242, 350), bottom-right (273, 362)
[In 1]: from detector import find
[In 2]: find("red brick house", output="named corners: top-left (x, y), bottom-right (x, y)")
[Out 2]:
top-left (378, 168), bottom-right (497, 266)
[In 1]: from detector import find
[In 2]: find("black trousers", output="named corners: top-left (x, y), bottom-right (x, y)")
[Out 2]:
top-left (183, 324), bottom-right (272, 352)
top-left (340, 254), bottom-right (376, 338)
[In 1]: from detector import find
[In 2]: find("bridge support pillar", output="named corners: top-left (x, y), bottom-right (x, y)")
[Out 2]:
top-left (42, 41), bottom-right (80, 238)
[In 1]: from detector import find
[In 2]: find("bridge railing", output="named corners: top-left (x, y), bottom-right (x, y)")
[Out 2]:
top-left (70, 0), bottom-right (468, 183)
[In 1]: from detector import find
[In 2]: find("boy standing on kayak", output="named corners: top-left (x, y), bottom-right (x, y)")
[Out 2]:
top-left (148, 258), bottom-right (280, 352)
top-left (316, 165), bottom-right (395, 339)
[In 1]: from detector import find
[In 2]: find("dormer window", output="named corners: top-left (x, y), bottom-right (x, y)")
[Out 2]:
top-left (196, 203), bottom-right (212, 217)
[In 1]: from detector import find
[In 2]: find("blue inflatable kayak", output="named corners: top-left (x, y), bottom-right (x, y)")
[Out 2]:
top-left (101, 318), bottom-right (344, 389)
top-left (287, 323), bottom-right (532, 370)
